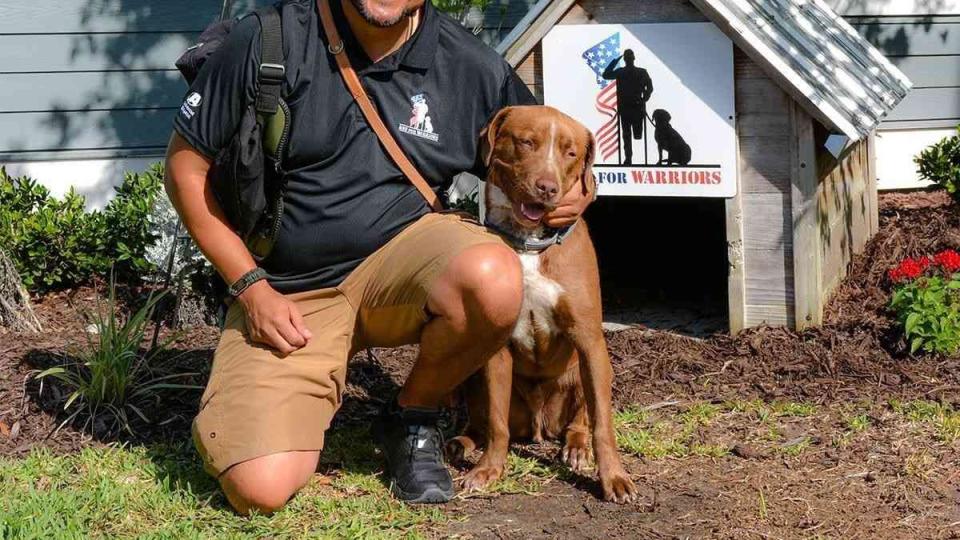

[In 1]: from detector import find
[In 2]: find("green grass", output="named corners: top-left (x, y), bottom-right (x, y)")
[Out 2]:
top-left (891, 399), bottom-right (960, 443)
top-left (614, 403), bottom-right (729, 459)
top-left (845, 414), bottom-right (871, 433)
top-left (481, 453), bottom-right (565, 496)
top-left (724, 399), bottom-right (817, 421)
top-left (679, 403), bottom-right (721, 427)
top-left (779, 437), bottom-right (812, 456)
top-left (616, 421), bottom-right (689, 458)
top-left (770, 401), bottom-right (817, 418)
top-left (0, 427), bottom-right (445, 539)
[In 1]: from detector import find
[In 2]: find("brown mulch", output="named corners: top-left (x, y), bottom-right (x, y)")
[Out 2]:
top-left (1, 189), bottom-right (958, 539)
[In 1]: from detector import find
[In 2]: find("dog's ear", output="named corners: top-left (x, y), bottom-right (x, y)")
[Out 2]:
top-left (580, 127), bottom-right (596, 197)
top-left (478, 107), bottom-right (513, 168)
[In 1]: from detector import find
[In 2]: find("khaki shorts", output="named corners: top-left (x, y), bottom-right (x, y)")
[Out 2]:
top-left (192, 211), bottom-right (504, 476)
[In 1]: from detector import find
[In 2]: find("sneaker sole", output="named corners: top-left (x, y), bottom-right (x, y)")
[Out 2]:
top-left (391, 483), bottom-right (454, 504)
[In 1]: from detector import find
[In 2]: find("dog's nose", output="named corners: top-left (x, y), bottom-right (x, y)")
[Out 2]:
top-left (535, 178), bottom-right (559, 198)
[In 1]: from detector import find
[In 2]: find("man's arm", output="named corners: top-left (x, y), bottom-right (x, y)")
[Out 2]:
top-left (601, 56), bottom-right (621, 80)
top-left (164, 133), bottom-right (311, 355)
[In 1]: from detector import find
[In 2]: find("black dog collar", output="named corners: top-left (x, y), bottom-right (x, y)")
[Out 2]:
top-left (484, 219), bottom-right (577, 253)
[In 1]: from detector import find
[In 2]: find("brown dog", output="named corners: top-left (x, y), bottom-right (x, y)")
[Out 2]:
top-left (448, 105), bottom-right (637, 503)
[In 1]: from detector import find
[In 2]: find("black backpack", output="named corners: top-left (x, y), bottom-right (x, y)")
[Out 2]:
top-left (175, 6), bottom-right (290, 260)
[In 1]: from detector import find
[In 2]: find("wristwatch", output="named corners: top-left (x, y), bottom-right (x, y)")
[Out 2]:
top-left (228, 267), bottom-right (268, 297)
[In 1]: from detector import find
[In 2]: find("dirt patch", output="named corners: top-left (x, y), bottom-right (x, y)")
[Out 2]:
top-left (1, 190), bottom-right (959, 538)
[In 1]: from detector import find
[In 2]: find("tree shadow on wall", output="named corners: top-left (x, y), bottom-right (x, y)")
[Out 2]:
top-left (839, 0), bottom-right (951, 57)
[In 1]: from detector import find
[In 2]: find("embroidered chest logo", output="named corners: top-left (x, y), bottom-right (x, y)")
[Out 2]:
top-left (398, 94), bottom-right (439, 142)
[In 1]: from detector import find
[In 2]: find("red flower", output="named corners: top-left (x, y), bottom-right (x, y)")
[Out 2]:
top-left (934, 249), bottom-right (960, 273)
top-left (889, 256), bottom-right (932, 283)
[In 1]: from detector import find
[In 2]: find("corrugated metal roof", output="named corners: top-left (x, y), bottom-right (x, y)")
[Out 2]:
top-left (496, 0), bottom-right (913, 141)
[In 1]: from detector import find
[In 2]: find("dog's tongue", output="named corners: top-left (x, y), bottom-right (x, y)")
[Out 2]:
top-left (520, 203), bottom-right (546, 222)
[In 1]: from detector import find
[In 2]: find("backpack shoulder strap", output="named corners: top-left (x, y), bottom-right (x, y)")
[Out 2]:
top-left (253, 7), bottom-right (284, 115)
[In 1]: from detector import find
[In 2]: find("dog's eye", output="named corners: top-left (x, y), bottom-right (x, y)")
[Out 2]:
top-left (566, 150), bottom-right (577, 159)
top-left (516, 138), bottom-right (534, 148)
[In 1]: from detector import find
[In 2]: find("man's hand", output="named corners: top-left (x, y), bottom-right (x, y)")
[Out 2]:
top-left (237, 280), bottom-right (312, 355)
top-left (544, 182), bottom-right (594, 229)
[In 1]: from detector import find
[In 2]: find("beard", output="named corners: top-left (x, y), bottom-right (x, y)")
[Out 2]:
top-left (346, 0), bottom-right (419, 28)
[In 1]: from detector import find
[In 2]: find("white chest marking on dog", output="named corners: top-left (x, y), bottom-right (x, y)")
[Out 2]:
top-left (511, 253), bottom-right (565, 351)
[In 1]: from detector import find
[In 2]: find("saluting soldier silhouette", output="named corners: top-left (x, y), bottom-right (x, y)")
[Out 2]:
top-left (602, 49), bottom-right (653, 165)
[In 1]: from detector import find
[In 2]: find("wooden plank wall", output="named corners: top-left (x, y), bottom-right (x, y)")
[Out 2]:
top-left (790, 104), bottom-right (821, 329)
top-left (734, 49), bottom-right (796, 327)
top-left (816, 136), bottom-right (875, 301)
top-left (513, 0), bottom-right (798, 329)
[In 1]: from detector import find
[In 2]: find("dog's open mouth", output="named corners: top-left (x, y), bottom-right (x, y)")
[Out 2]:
top-left (515, 202), bottom-right (547, 224)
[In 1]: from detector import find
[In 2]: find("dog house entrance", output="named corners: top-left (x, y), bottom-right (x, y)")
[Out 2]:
top-left (586, 196), bottom-right (729, 336)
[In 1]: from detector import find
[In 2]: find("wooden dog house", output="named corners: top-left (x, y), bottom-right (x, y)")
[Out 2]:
top-left (497, 0), bottom-right (911, 332)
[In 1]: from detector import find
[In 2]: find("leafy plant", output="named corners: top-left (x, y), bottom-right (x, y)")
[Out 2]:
top-left (449, 187), bottom-right (480, 217)
top-left (105, 164), bottom-right (165, 282)
top-left (915, 125), bottom-right (960, 201)
top-left (432, 0), bottom-right (497, 34)
top-left (888, 250), bottom-right (960, 355)
top-left (36, 279), bottom-right (198, 436)
top-left (0, 164), bottom-right (163, 292)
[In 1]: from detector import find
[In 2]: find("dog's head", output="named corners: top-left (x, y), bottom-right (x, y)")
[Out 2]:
top-left (479, 105), bottom-right (595, 232)
top-left (652, 109), bottom-right (671, 126)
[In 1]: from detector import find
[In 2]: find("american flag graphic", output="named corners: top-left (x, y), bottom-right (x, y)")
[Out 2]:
top-left (581, 33), bottom-right (622, 161)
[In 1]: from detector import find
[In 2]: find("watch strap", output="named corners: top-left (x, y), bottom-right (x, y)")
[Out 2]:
top-left (228, 267), bottom-right (268, 297)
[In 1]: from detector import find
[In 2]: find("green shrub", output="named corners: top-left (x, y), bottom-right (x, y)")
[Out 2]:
top-left (914, 125), bottom-right (960, 200)
top-left (0, 164), bottom-right (163, 292)
top-left (36, 280), bottom-right (198, 436)
top-left (105, 164), bottom-right (165, 282)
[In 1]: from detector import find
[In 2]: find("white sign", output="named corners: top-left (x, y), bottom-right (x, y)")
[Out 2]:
top-left (543, 23), bottom-right (737, 197)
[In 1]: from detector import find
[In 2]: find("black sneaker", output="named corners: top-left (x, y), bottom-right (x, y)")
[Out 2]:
top-left (370, 398), bottom-right (454, 503)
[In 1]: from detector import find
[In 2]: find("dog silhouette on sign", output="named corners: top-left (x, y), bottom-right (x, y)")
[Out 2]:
top-left (651, 109), bottom-right (691, 166)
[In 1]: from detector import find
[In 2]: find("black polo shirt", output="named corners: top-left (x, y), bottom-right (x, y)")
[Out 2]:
top-left (173, 0), bottom-right (534, 293)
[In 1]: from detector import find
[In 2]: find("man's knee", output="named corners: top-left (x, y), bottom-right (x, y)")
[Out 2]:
top-left (219, 451), bottom-right (319, 515)
top-left (434, 243), bottom-right (522, 331)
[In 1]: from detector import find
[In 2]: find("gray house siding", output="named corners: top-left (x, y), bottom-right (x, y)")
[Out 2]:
top-left (846, 14), bottom-right (960, 129)
top-left (0, 0), bottom-right (222, 162)
top-left (0, 0), bottom-right (534, 164)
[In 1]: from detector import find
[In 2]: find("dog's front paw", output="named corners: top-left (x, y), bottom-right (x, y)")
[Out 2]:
top-left (600, 467), bottom-right (638, 504)
top-left (561, 432), bottom-right (592, 473)
top-left (460, 463), bottom-right (504, 492)
top-left (444, 436), bottom-right (474, 464)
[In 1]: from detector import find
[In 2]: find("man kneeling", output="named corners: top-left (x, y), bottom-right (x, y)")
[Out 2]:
top-left (164, 0), bottom-right (592, 513)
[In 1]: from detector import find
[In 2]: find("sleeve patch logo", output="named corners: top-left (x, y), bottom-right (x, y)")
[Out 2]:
top-left (180, 92), bottom-right (202, 120)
